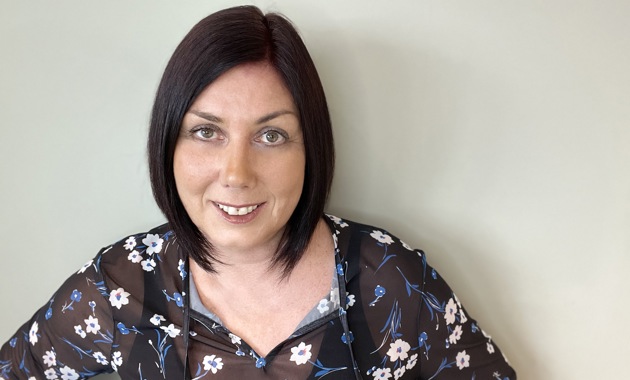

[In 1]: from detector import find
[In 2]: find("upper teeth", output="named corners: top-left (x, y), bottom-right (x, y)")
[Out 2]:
top-left (217, 203), bottom-right (258, 216)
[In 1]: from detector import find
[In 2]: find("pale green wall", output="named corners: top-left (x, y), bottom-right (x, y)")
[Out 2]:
top-left (1, 1), bottom-right (629, 379)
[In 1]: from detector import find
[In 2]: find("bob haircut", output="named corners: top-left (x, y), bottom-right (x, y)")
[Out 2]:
top-left (148, 5), bottom-right (334, 275)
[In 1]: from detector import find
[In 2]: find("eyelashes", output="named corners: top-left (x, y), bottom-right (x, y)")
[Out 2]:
top-left (191, 126), bottom-right (218, 140)
top-left (187, 124), bottom-right (290, 146)
top-left (256, 129), bottom-right (288, 145)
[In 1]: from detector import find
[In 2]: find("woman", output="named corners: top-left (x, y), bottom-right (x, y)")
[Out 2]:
top-left (0, 6), bottom-right (516, 379)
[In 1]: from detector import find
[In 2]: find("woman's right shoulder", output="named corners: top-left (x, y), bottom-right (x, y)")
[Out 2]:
top-left (93, 223), bottom-right (179, 281)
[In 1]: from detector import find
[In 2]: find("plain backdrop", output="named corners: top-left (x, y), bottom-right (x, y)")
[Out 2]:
top-left (1, 1), bottom-right (629, 379)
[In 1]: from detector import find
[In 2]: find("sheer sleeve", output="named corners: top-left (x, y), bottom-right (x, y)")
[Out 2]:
top-left (329, 215), bottom-right (516, 380)
top-left (0, 248), bottom-right (115, 379)
top-left (416, 252), bottom-right (516, 379)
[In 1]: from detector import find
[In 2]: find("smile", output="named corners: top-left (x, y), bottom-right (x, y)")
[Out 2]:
top-left (216, 203), bottom-right (259, 216)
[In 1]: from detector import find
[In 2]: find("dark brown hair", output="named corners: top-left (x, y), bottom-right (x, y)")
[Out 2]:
top-left (148, 5), bottom-right (334, 275)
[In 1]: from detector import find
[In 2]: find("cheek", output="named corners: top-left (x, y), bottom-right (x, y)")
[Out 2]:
top-left (276, 152), bottom-right (306, 202)
top-left (173, 144), bottom-right (213, 198)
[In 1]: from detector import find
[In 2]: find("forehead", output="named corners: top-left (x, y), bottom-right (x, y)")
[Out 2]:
top-left (188, 62), bottom-right (297, 116)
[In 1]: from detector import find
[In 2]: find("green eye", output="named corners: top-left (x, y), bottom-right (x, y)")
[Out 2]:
top-left (264, 131), bottom-right (280, 143)
top-left (191, 127), bottom-right (217, 140)
top-left (199, 129), bottom-right (214, 139)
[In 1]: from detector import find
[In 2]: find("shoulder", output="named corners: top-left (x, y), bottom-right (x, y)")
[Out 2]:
top-left (95, 223), bottom-right (181, 284)
top-left (325, 214), bottom-right (429, 281)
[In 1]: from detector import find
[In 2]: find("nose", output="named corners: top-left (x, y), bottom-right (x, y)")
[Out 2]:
top-left (220, 140), bottom-right (255, 189)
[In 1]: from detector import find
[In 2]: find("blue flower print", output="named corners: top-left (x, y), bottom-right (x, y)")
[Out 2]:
top-left (336, 263), bottom-right (344, 276)
top-left (175, 292), bottom-right (185, 307)
top-left (117, 322), bottom-right (130, 335)
top-left (255, 357), bottom-right (266, 368)
top-left (341, 331), bottom-right (354, 344)
top-left (178, 259), bottom-right (187, 279)
top-left (117, 322), bottom-right (143, 336)
top-left (62, 289), bottom-right (83, 312)
top-left (163, 290), bottom-right (185, 307)
top-left (71, 290), bottom-right (82, 302)
top-left (414, 332), bottom-right (431, 359)
top-left (369, 285), bottom-right (386, 306)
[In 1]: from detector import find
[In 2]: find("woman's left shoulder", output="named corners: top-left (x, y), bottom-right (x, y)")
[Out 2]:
top-left (325, 214), bottom-right (427, 272)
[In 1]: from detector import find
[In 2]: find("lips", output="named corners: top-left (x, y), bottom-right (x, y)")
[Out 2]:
top-left (216, 202), bottom-right (259, 216)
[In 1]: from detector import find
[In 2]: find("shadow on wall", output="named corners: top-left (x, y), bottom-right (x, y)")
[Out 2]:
top-left (315, 30), bottom-right (534, 376)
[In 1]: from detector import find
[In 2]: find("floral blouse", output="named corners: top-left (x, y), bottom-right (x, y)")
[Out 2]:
top-left (0, 215), bottom-right (516, 379)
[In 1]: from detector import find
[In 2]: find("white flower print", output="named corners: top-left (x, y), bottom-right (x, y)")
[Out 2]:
top-left (77, 260), bottom-right (93, 274)
top-left (459, 309), bottom-right (468, 323)
top-left (109, 287), bottom-right (130, 309)
top-left (229, 333), bottom-right (242, 345)
top-left (370, 230), bottom-right (394, 245)
top-left (74, 325), bottom-right (86, 338)
top-left (123, 236), bottom-right (136, 251)
top-left (43, 350), bottom-right (56, 367)
top-left (401, 240), bottom-right (413, 251)
top-left (160, 323), bottom-right (180, 338)
top-left (93, 351), bottom-right (108, 365)
top-left (44, 368), bottom-right (58, 379)
top-left (456, 350), bottom-right (470, 370)
top-left (150, 314), bottom-right (166, 326)
top-left (482, 328), bottom-right (491, 339)
top-left (487, 341), bottom-right (495, 354)
top-left (111, 351), bottom-right (123, 371)
top-left (449, 325), bottom-right (463, 344)
top-left (330, 287), bottom-right (340, 307)
top-left (454, 293), bottom-right (462, 308)
top-left (59, 366), bottom-right (79, 380)
top-left (406, 353), bottom-right (418, 370)
top-left (202, 354), bottom-right (224, 374)
top-left (346, 293), bottom-right (356, 308)
top-left (317, 299), bottom-right (330, 314)
top-left (141, 258), bottom-right (156, 272)
top-left (393, 366), bottom-right (406, 380)
top-left (387, 339), bottom-right (411, 362)
top-left (84, 315), bottom-right (101, 334)
top-left (127, 250), bottom-right (142, 263)
top-left (445, 298), bottom-right (458, 325)
top-left (178, 259), bottom-right (187, 279)
top-left (328, 215), bottom-right (349, 228)
top-left (29, 321), bottom-right (38, 346)
top-left (143, 233), bottom-right (164, 255)
top-left (290, 342), bottom-right (312, 365)
top-left (372, 368), bottom-right (392, 379)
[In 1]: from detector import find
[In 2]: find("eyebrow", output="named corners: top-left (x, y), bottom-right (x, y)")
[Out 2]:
top-left (256, 110), bottom-right (296, 124)
top-left (188, 110), bottom-right (296, 124)
top-left (189, 110), bottom-right (223, 123)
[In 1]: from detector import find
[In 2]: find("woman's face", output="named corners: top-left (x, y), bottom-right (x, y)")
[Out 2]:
top-left (173, 62), bottom-right (305, 257)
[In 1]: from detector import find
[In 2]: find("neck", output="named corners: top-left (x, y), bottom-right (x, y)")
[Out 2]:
top-left (190, 218), bottom-right (329, 286)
